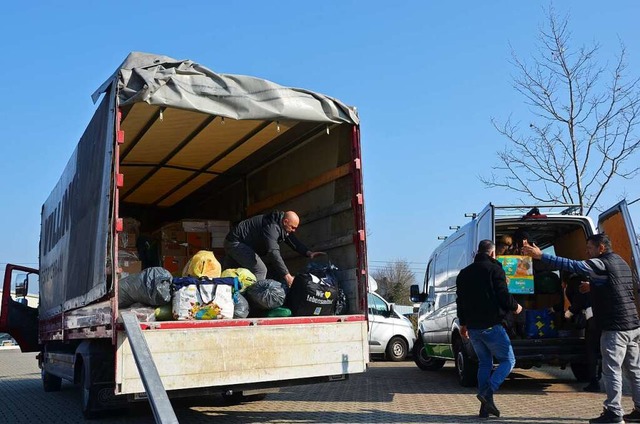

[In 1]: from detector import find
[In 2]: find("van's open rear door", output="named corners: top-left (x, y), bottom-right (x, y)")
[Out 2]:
top-left (598, 200), bottom-right (640, 312)
top-left (0, 264), bottom-right (39, 352)
top-left (474, 203), bottom-right (495, 256)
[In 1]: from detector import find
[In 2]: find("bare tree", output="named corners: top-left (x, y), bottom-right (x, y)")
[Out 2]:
top-left (371, 259), bottom-right (415, 305)
top-left (481, 8), bottom-right (640, 215)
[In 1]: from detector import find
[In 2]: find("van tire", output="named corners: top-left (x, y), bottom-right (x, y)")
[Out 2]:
top-left (386, 336), bottom-right (408, 361)
top-left (454, 339), bottom-right (477, 387)
top-left (413, 338), bottom-right (445, 371)
top-left (42, 369), bottom-right (62, 392)
top-left (570, 362), bottom-right (591, 382)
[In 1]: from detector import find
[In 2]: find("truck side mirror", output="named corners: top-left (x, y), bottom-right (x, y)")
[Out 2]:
top-left (410, 284), bottom-right (426, 303)
top-left (388, 303), bottom-right (395, 317)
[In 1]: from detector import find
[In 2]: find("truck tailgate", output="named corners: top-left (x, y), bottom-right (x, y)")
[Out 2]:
top-left (115, 316), bottom-right (368, 395)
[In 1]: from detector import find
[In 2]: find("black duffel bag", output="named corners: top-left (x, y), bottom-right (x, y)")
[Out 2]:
top-left (287, 273), bottom-right (338, 316)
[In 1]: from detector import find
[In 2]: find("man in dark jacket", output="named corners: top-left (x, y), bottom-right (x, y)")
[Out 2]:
top-left (523, 233), bottom-right (640, 424)
top-left (224, 210), bottom-right (323, 286)
top-left (457, 240), bottom-right (523, 419)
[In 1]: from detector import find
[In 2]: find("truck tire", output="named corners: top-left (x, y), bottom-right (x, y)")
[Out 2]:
top-left (570, 362), bottom-right (591, 382)
top-left (413, 338), bottom-right (446, 371)
top-left (454, 338), bottom-right (477, 387)
top-left (42, 369), bottom-right (62, 392)
top-left (386, 336), bottom-right (408, 361)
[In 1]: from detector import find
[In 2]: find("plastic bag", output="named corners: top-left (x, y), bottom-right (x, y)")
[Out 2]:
top-left (183, 250), bottom-right (221, 279)
top-left (118, 267), bottom-right (172, 308)
top-left (233, 292), bottom-right (250, 318)
top-left (221, 268), bottom-right (257, 292)
top-left (171, 276), bottom-right (237, 320)
top-left (245, 279), bottom-right (286, 311)
top-left (119, 303), bottom-right (156, 322)
top-left (306, 258), bottom-right (339, 286)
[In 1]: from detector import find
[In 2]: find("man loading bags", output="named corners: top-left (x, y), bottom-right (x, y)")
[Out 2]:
top-left (223, 210), bottom-right (324, 287)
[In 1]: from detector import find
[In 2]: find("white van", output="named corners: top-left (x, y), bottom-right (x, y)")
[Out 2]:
top-left (410, 200), bottom-right (640, 386)
top-left (367, 288), bottom-right (416, 361)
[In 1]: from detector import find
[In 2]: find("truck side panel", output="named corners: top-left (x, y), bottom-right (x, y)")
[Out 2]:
top-left (115, 318), bottom-right (368, 394)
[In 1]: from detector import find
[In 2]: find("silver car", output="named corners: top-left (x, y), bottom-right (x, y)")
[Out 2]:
top-left (368, 291), bottom-right (416, 361)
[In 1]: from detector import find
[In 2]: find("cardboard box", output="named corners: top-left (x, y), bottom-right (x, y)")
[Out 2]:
top-left (187, 232), bottom-right (211, 250)
top-left (182, 220), bottom-right (208, 233)
top-left (118, 248), bottom-right (142, 274)
top-left (118, 232), bottom-right (138, 249)
top-left (160, 241), bottom-right (187, 257)
top-left (163, 256), bottom-right (188, 276)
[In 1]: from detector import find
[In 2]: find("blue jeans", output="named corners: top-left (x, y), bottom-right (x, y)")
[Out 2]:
top-left (468, 325), bottom-right (516, 395)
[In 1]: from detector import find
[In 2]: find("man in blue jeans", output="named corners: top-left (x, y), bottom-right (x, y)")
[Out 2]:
top-left (457, 240), bottom-right (523, 418)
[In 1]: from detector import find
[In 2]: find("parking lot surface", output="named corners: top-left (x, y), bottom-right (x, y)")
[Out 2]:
top-left (0, 347), bottom-right (634, 423)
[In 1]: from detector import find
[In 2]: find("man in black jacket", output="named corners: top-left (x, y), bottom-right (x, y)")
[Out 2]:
top-left (523, 233), bottom-right (640, 424)
top-left (457, 240), bottom-right (523, 419)
top-left (224, 210), bottom-right (323, 287)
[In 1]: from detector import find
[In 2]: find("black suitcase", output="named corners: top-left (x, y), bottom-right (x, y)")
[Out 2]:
top-left (287, 273), bottom-right (338, 316)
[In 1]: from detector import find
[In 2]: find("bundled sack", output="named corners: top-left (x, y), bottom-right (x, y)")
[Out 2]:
top-left (118, 267), bottom-right (172, 308)
top-left (183, 250), bottom-right (221, 279)
top-left (287, 273), bottom-right (338, 316)
top-left (525, 308), bottom-right (558, 338)
top-left (172, 276), bottom-right (238, 320)
top-left (234, 292), bottom-right (250, 318)
top-left (306, 258), bottom-right (348, 314)
top-left (245, 279), bottom-right (286, 311)
top-left (221, 268), bottom-right (257, 292)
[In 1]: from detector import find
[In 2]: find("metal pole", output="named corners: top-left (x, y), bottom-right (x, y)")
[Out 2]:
top-left (120, 311), bottom-right (179, 424)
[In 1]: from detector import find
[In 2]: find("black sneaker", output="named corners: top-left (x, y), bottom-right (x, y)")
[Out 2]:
top-left (477, 391), bottom-right (500, 417)
top-left (624, 408), bottom-right (640, 423)
top-left (583, 380), bottom-right (601, 393)
top-left (589, 408), bottom-right (623, 423)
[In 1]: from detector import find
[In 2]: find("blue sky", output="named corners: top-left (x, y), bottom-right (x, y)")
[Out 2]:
top-left (1, 1), bottom-right (639, 283)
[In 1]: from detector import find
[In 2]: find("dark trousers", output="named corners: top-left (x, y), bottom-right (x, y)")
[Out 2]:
top-left (586, 317), bottom-right (602, 381)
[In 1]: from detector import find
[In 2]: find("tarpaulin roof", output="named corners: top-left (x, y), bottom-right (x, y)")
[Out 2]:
top-left (93, 51), bottom-right (359, 125)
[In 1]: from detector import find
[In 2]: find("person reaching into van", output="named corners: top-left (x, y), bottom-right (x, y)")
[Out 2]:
top-left (223, 210), bottom-right (324, 287)
top-left (523, 234), bottom-right (640, 424)
top-left (457, 240), bottom-right (523, 419)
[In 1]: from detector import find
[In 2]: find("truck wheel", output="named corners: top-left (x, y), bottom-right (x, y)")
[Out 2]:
top-left (80, 364), bottom-right (100, 419)
top-left (570, 362), bottom-right (591, 382)
top-left (454, 339), bottom-right (477, 387)
top-left (386, 336), bottom-right (408, 361)
top-left (413, 338), bottom-right (445, 371)
top-left (42, 369), bottom-right (62, 392)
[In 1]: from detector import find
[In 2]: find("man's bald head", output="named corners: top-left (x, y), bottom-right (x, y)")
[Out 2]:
top-left (283, 211), bottom-right (300, 234)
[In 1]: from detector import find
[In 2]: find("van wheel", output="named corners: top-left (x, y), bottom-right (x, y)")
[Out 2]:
top-left (386, 336), bottom-right (408, 361)
top-left (570, 362), bottom-right (591, 382)
top-left (413, 338), bottom-right (445, 371)
top-left (42, 369), bottom-right (62, 392)
top-left (454, 339), bottom-right (477, 387)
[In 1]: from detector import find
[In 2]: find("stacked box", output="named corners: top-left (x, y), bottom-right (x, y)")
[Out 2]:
top-left (119, 248), bottom-right (142, 274)
top-left (119, 217), bottom-right (141, 248)
top-left (155, 223), bottom-right (188, 276)
top-left (208, 220), bottom-right (230, 248)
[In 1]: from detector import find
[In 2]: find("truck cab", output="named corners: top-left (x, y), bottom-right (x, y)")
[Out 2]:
top-left (410, 201), bottom-right (640, 386)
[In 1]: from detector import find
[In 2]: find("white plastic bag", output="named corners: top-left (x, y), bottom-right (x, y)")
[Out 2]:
top-left (172, 277), bottom-right (235, 320)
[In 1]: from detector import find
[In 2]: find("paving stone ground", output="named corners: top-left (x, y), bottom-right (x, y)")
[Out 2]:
top-left (0, 347), bottom-right (634, 423)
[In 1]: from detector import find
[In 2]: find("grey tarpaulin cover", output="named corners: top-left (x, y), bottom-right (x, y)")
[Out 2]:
top-left (93, 52), bottom-right (359, 125)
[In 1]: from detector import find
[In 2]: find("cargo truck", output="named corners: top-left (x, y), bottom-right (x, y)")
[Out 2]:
top-left (0, 52), bottom-right (370, 420)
